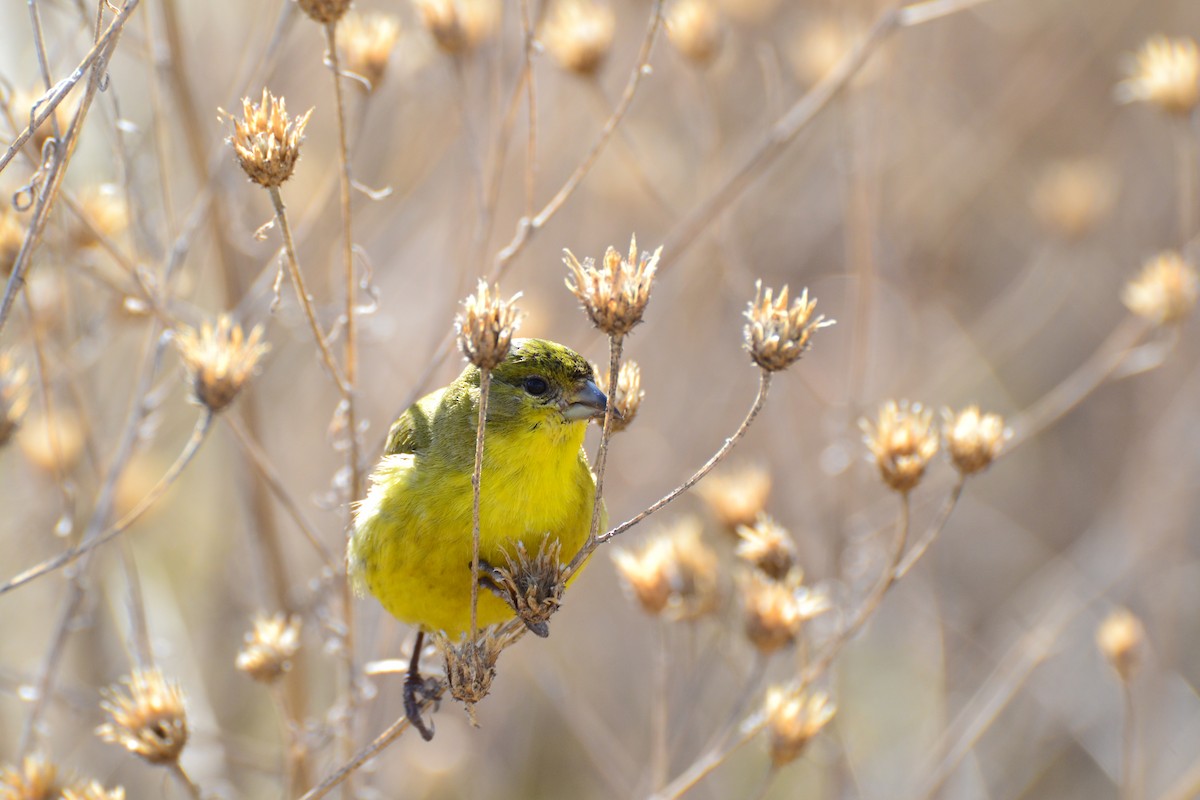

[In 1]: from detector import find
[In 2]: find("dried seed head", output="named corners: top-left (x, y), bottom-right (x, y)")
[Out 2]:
top-left (1097, 607), bottom-right (1145, 683)
top-left (789, 20), bottom-right (849, 85)
top-left (437, 632), bottom-right (503, 723)
top-left (488, 538), bottom-right (566, 637)
top-left (613, 517), bottom-right (720, 621)
top-left (605, 360), bottom-right (643, 432)
top-left (0, 352), bottom-right (30, 448)
top-left (941, 406), bottom-right (1010, 476)
top-left (564, 235), bottom-right (661, 338)
top-left (0, 756), bottom-right (61, 800)
top-left (296, 0), bottom-right (352, 24)
top-left (1031, 160), bottom-right (1117, 240)
top-left (7, 88), bottom-right (76, 154)
top-left (174, 315), bottom-right (270, 413)
top-left (763, 687), bottom-right (835, 767)
top-left (666, 0), bottom-right (723, 66)
top-left (340, 12), bottom-right (402, 91)
top-left (861, 400), bottom-right (939, 494)
top-left (542, 0), bottom-right (616, 76)
top-left (1122, 251), bottom-right (1199, 326)
top-left (227, 89), bottom-right (313, 188)
top-left (741, 572), bottom-right (829, 655)
top-left (696, 464), bottom-right (771, 534)
top-left (735, 515), bottom-right (795, 581)
top-left (97, 669), bottom-right (189, 765)
top-left (237, 613), bottom-right (302, 683)
top-left (73, 184), bottom-right (129, 247)
top-left (0, 203), bottom-right (24, 275)
top-left (455, 279), bottom-right (524, 370)
top-left (18, 408), bottom-right (84, 473)
top-left (1116, 35), bottom-right (1200, 117)
top-left (414, 0), bottom-right (499, 54)
top-left (62, 781), bottom-right (126, 800)
top-left (744, 281), bottom-right (833, 372)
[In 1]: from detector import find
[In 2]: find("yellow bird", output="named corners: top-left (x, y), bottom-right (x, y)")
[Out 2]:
top-left (349, 338), bottom-right (607, 737)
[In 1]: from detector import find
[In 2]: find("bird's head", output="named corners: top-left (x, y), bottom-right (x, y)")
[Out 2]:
top-left (481, 338), bottom-right (608, 431)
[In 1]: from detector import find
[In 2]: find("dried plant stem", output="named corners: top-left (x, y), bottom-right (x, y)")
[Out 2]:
top-left (587, 336), bottom-right (624, 545)
top-left (168, 761), bottom-right (203, 800)
top-left (118, 541), bottom-right (152, 668)
top-left (519, 0), bottom-right (537, 218)
top-left (1122, 681), bottom-right (1139, 800)
top-left (470, 368), bottom-right (493, 644)
top-left (651, 619), bottom-right (669, 791)
top-left (749, 767), bottom-right (779, 800)
top-left (895, 477), bottom-right (965, 579)
top-left (1176, 117), bottom-right (1196, 246)
top-left (267, 186), bottom-right (350, 393)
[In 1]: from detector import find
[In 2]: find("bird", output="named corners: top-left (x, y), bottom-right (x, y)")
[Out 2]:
top-left (348, 338), bottom-right (608, 738)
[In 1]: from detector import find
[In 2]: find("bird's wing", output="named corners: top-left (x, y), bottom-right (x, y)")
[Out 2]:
top-left (382, 390), bottom-right (440, 456)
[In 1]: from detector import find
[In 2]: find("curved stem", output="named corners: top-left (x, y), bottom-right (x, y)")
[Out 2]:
top-left (895, 477), bottom-right (964, 579)
top-left (169, 761), bottom-right (203, 800)
top-left (587, 336), bottom-right (624, 545)
top-left (470, 367), bottom-right (492, 644)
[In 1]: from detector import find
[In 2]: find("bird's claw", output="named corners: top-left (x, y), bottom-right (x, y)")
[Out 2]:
top-left (403, 672), bottom-right (440, 741)
top-left (475, 558), bottom-right (506, 597)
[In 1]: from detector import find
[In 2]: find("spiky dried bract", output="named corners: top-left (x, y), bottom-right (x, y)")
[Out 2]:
top-left (455, 280), bottom-right (524, 370)
top-left (1031, 160), bottom-right (1117, 240)
top-left (735, 515), bottom-right (795, 580)
top-left (563, 235), bottom-right (661, 338)
top-left (606, 360), bottom-right (643, 432)
top-left (340, 12), bottom-right (401, 90)
top-left (175, 315), bottom-right (270, 413)
top-left (491, 539), bottom-right (566, 637)
top-left (237, 613), bottom-right (302, 683)
top-left (666, 0), bottom-right (723, 66)
top-left (437, 632), bottom-right (503, 721)
top-left (227, 89), bottom-right (313, 188)
top-left (0, 352), bottom-right (30, 448)
top-left (542, 0), bottom-right (616, 75)
top-left (1117, 35), bottom-right (1200, 116)
top-left (941, 406), bottom-right (1010, 476)
top-left (1122, 251), bottom-right (1199, 325)
top-left (744, 281), bottom-right (833, 372)
top-left (296, 0), bottom-right (351, 24)
top-left (696, 464), bottom-right (771, 534)
top-left (763, 687), bottom-right (835, 767)
top-left (1097, 607), bottom-right (1144, 683)
top-left (612, 517), bottom-right (720, 620)
top-left (861, 400), bottom-right (939, 494)
top-left (0, 756), bottom-right (60, 800)
top-left (97, 669), bottom-right (189, 765)
top-left (414, 0), bottom-right (499, 54)
top-left (62, 781), bottom-right (126, 800)
top-left (0, 204), bottom-right (24, 275)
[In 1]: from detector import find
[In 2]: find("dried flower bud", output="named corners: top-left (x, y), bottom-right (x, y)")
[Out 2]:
top-left (18, 408), bottom-right (84, 473)
top-left (666, 0), bottom-right (723, 66)
top-left (486, 538), bottom-right (566, 638)
top-left (763, 686), bottom-right (835, 767)
top-left (1116, 35), bottom-right (1200, 117)
top-left (0, 203), bottom-right (24, 275)
top-left (696, 464), bottom-right (771, 534)
top-left (542, 0), bottom-right (616, 75)
top-left (455, 279), bottom-right (523, 370)
top-left (861, 400), bottom-right (939, 494)
top-left (227, 89), bottom-right (313, 188)
top-left (1097, 607), bottom-right (1145, 683)
top-left (735, 515), bottom-right (795, 580)
top-left (0, 756), bottom-right (61, 800)
top-left (437, 632), bottom-right (503, 724)
top-left (613, 517), bottom-right (720, 621)
top-left (174, 315), bottom-right (270, 413)
top-left (564, 235), bottom-right (661, 338)
top-left (0, 352), bottom-right (30, 448)
top-left (605, 360), bottom-right (643, 432)
top-left (237, 613), bottom-right (302, 683)
top-left (1122, 251), bottom-right (1199, 325)
top-left (63, 781), bottom-right (126, 800)
top-left (73, 184), bottom-right (128, 248)
top-left (340, 12), bottom-right (402, 91)
top-left (97, 669), bottom-right (189, 765)
top-left (941, 406), bottom-right (1010, 476)
top-left (612, 537), bottom-right (675, 615)
top-left (414, 0), bottom-right (499, 54)
top-left (1031, 160), bottom-right (1117, 240)
top-left (744, 281), bottom-right (833, 372)
top-left (741, 572), bottom-right (802, 654)
top-left (296, 0), bottom-right (351, 24)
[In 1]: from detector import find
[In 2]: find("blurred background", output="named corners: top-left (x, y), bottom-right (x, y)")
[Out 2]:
top-left (1, 0), bottom-right (1199, 797)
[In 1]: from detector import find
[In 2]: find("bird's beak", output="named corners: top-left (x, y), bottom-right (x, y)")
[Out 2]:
top-left (562, 379), bottom-right (609, 421)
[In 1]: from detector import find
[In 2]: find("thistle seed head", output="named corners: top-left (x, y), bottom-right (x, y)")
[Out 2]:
top-left (1122, 251), bottom-right (1199, 326)
top-left (97, 669), bottom-right (189, 765)
top-left (941, 406), bottom-right (1010, 476)
top-left (605, 360), bottom-right (643, 432)
top-left (0, 756), bottom-right (61, 800)
top-left (227, 89), bottom-right (313, 188)
top-left (696, 463), bottom-right (771, 535)
top-left (564, 235), bottom-right (661, 338)
top-left (340, 12), bottom-right (402, 91)
top-left (18, 408), bottom-right (84, 474)
top-left (666, 0), bottom-right (724, 66)
top-left (744, 281), bottom-right (833, 372)
top-left (62, 781), bottom-right (126, 800)
top-left (861, 400), bottom-right (939, 494)
top-left (612, 517), bottom-right (720, 621)
top-left (763, 687), bottom-right (835, 767)
top-left (73, 184), bottom-right (129, 248)
top-left (489, 538), bottom-right (566, 637)
top-left (174, 315), bottom-right (270, 413)
top-left (542, 0), bottom-right (616, 76)
top-left (296, 0), bottom-right (352, 24)
top-left (735, 515), bottom-right (796, 581)
top-left (0, 352), bottom-right (30, 448)
top-left (455, 279), bottom-right (523, 370)
top-left (1031, 159), bottom-right (1117, 240)
top-left (437, 632), bottom-right (503, 723)
top-left (236, 613), bottom-right (302, 683)
top-left (1117, 35), bottom-right (1200, 117)
top-left (1097, 607), bottom-right (1145, 683)
top-left (414, 0), bottom-right (499, 54)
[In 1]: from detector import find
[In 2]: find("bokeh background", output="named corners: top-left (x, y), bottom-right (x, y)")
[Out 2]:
top-left (2, 0), bottom-right (1199, 797)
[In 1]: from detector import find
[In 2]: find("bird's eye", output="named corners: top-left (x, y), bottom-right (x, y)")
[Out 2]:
top-left (523, 376), bottom-right (550, 396)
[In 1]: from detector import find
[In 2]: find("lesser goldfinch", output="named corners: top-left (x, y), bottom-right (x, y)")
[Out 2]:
top-left (348, 338), bottom-right (607, 736)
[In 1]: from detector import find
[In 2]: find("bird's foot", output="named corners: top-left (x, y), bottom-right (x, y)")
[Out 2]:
top-left (403, 672), bottom-right (441, 741)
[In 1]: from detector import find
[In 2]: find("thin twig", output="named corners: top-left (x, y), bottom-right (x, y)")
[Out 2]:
top-left (587, 336), bottom-right (624, 545)
top-left (168, 761), bottom-right (204, 800)
top-left (895, 477), bottom-right (965, 579)
top-left (470, 367), bottom-right (493, 644)
top-left (1121, 680), bottom-right (1139, 800)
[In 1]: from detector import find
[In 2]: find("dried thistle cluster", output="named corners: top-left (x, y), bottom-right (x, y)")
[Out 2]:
top-left (0, 756), bottom-right (128, 800)
top-left (486, 539), bottom-right (567, 638)
top-left (1122, 251), bottom-right (1199, 326)
top-left (455, 279), bottom-right (524, 370)
top-left (1097, 607), bottom-right (1145, 683)
top-left (339, 12), bottom-right (402, 90)
top-left (1117, 35), bottom-right (1200, 117)
top-left (174, 315), bottom-right (270, 413)
top-left (697, 464), bottom-right (771, 534)
top-left (296, 0), bottom-right (352, 24)
top-left (612, 517), bottom-right (720, 619)
top-left (541, 0), bottom-right (616, 76)
top-left (96, 669), bottom-right (189, 766)
top-left (564, 235), bottom-right (661, 339)
top-left (606, 360), bottom-right (643, 432)
top-left (414, 0), bottom-right (499, 54)
top-left (744, 281), bottom-right (834, 372)
top-left (236, 613), bottom-right (302, 683)
top-left (666, 0), bottom-right (724, 66)
top-left (227, 89), bottom-right (313, 188)
top-left (763, 687), bottom-right (836, 767)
